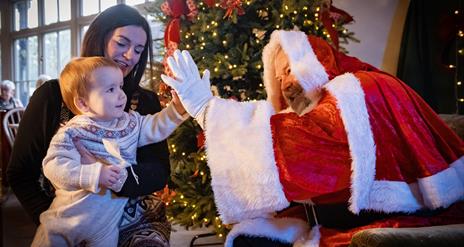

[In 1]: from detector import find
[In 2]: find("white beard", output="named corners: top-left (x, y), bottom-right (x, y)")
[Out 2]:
top-left (286, 91), bottom-right (311, 115)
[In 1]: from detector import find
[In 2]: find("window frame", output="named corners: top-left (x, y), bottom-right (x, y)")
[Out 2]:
top-left (0, 0), bottom-right (160, 105)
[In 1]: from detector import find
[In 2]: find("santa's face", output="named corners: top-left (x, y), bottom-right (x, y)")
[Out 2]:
top-left (274, 48), bottom-right (310, 114)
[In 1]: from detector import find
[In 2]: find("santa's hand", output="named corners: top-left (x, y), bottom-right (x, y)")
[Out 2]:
top-left (161, 50), bottom-right (212, 118)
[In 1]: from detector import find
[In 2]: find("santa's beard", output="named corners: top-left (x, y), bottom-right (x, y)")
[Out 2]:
top-left (283, 86), bottom-right (311, 115)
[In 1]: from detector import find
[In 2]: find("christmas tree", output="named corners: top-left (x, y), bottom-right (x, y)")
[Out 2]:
top-left (147, 0), bottom-right (357, 237)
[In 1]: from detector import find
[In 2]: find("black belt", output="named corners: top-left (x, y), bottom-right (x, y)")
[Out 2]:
top-left (301, 202), bottom-right (442, 229)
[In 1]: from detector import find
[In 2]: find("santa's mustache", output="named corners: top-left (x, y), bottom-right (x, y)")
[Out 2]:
top-left (283, 86), bottom-right (311, 115)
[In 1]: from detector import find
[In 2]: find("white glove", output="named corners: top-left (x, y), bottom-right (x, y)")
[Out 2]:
top-left (161, 50), bottom-right (212, 118)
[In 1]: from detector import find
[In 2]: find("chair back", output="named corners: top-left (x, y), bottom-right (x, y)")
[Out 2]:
top-left (2, 107), bottom-right (24, 147)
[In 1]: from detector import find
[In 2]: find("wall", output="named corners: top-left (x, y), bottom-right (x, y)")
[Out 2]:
top-left (333, 0), bottom-right (410, 75)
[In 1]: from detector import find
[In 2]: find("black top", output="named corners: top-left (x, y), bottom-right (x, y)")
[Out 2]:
top-left (7, 79), bottom-right (170, 225)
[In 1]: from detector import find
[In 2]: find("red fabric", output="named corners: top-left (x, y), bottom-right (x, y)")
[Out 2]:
top-left (307, 35), bottom-right (379, 80)
top-left (357, 71), bottom-right (464, 181)
top-left (271, 91), bottom-right (352, 202)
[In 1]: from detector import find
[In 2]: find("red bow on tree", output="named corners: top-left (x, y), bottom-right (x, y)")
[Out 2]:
top-left (320, 1), bottom-right (354, 50)
top-left (160, 0), bottom-right (198, 84)
top-left (220, 0), bottom-right (245, 19)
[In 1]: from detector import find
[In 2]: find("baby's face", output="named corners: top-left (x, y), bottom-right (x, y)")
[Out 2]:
top-left (84, 66), bottom-right (126, 121)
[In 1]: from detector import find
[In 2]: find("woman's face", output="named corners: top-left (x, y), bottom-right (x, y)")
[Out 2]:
top-left (104, 25), bottom-right (147, 77)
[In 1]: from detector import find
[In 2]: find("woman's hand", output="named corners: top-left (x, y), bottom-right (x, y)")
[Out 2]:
top-left (72, 137), bottom-right (97, 164)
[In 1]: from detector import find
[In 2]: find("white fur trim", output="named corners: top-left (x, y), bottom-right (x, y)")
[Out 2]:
top-left (204, 98), bottom-right (290, 224)
top-left (367, 181), bottom-right (422, 213)
top-left (418, 156), bottom-right (464, 208)
top-left (263, 30), bottom-right (329, 111)
top-left (294, 225), bottom-right (321, 247)
top-left (224, 217), bottom-right (309, 247)
top-left (324, 73), bottom-right (376, 214)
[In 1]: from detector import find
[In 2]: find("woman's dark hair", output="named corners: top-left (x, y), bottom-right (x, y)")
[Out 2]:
top-left (80, 4), bottom-right (153, 94)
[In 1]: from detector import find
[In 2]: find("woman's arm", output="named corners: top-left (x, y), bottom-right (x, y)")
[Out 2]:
top-left (6, 80), bottom-right (62, 225)
top-left (116, 88), bottom-right (171, 197)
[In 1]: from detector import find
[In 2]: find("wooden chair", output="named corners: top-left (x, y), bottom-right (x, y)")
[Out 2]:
top-left (2, 107), bottom-right (24, 148)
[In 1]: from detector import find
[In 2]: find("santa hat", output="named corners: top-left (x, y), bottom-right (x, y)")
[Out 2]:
top-left (262, 30), bottom-right (338, 111)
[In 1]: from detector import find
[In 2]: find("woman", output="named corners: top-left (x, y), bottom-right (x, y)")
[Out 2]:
top-left (0, 79), bottom-right (23, 110)
top-left (7, 4), bottom-right (180, 246)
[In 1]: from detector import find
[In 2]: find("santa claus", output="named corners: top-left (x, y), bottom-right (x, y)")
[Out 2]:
top-left (162, 30), bottom-right (464, 246)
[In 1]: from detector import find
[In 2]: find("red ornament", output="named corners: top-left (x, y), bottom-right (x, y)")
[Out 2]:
top-left (197, 131), bottom-right (206, 148)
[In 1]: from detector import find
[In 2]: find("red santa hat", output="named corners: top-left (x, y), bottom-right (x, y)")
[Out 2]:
top-left (262, 30), bottom-right (340, 111)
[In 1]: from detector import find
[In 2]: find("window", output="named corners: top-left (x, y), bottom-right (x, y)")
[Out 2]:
top-left (2, 0), bottom-right (165, 106)
top-left (43, 29), bottom-right (71, 78)
top-left (126, 0), bottom-right (146, 6)
top-left (14, 36), bottom-right (38, 104)
top-left (82, 0), bottom-right (117, 16)
top-left (44, 0), bottom-right (71, 25)
top-left (14, 0), bottom-right (38, 31)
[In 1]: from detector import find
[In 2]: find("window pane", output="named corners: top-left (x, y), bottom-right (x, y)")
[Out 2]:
top-left (59, 0), bottom-right (71, 22)
top-left (81, 25), bottom-right (89, 42)
top-left (126, 0), bottom-right (145, 6)
top-left (82, 0), bottom-right (98, 16)
top-left (59, 30), bottom-right (71, 72)
top-left (14, 36), bottom-right (38, 105)
top-left (44, 32), bottom-right (58, 78)
top-left (101, 0), bottom-right (118, 12)
top-left (44, 0), bottom-right (58, 25)
top-left (14, 0), bottom-right (38, 31)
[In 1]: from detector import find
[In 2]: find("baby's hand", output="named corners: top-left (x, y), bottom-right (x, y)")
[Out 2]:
top-left (171, 90), bottom-right (186, 115)
top-left (99, 165), bottom-right (122, 189)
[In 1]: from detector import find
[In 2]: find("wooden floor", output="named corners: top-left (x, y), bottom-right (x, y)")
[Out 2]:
top-left (1, 188), bottom-right (223, 247)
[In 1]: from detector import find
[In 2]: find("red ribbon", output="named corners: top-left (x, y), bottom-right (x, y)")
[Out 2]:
top-left (220, 0), bottom-right (245, 19)
top-left (320, 2), bottom-right (354, 50)
top-left (161, 0), bottom-right (198, 49)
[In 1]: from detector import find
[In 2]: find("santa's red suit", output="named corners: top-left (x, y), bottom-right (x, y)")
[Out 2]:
top-left (197, 30), bottom-right (464, 246)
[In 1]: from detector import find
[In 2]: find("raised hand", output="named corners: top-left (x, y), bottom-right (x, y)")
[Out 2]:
top-left (161, 50), bottom-right (213, 118)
